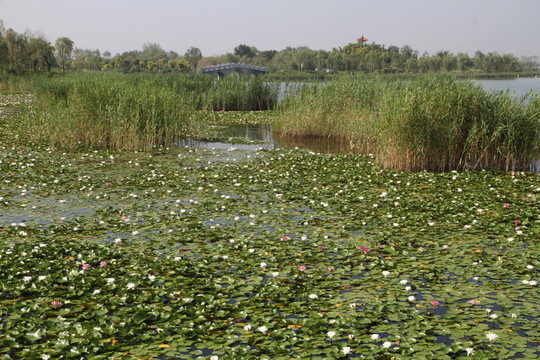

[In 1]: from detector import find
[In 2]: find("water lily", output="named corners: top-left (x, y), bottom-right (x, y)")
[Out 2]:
top-left (258, 326), bottom-right (268, 333)
top-left (327, 331), bottom-right (336, 339)
top-left (486, 332), bottom-right (498, 342)
top-left (466, 347), bottom-right (474, 356)
top-left (382, 341), bottom-right (392, 348)
top-left (342, 346), bottom-right (352, 355)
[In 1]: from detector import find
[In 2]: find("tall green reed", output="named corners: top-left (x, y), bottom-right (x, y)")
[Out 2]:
top-left (276, 74), bottom-right (539, 172)
top-left (4, 72), bottom-right (278, 150)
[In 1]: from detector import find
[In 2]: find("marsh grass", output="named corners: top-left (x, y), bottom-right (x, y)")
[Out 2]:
top-left (1, 72), bottom-right (278, 150)
top-left (275, 74), bottom-right (540, 172)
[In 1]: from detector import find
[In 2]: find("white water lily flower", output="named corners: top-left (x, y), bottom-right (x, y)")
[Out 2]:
top-left (383, 341), bottom-right (392, 348)
top-left (243, 324), bottom-right (251, 331)
top-left (257, 326), bottom-right (268, 333)
top-left (382, 271), bottom-right (390, 277)
top-left (486, 332), bottom-right (498, 342)
top-left (127, 282), bottom-right (135, 290)
top-left (308, 294), bottom-right (318, 299)
top-left (327, 331), bottom-right (336, 338)
top-left (342, 346), bottom-right (352, 355)
top-left (371, 334), bottom-right (380, 340)
top-left (466, 347), bottom-right (474, 356)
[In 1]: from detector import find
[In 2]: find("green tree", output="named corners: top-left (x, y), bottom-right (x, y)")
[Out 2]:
top-left (140, 42), bottom-right (167, 62)
top-left (234, 44), bottom-right (258, 59)
top-left (184, 46), bottom-right (202, 69)
top-left (473, 50), bottom-right (485, 71)
top-left (457, 52), bottom-right (474, 72)
top-left (0, 21), bottom-right (9, 70)
top-left (55, 36), bottom-right (74, 72)
top-left (27, 36), bottom-right (55, 72)
top-left (6, 28), bottom-right (26, 70)
top-left (296, 48), bottom-right (317, 71)
top-left (260, 50), bottom-right (277, 61)
top-left (442, 53), bottom-right (457, 72)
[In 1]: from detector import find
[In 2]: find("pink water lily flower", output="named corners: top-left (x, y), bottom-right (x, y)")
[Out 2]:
top-left (82, 263), bottom-right (90, 270)
top-left (299, 266), bottom-right (307, 271)
top-left (51, 301), bottom-right (62, 306)
top-left (100, 261), bottom-right (107, 267)
top-left (431, 301), bottom-right (439, 307)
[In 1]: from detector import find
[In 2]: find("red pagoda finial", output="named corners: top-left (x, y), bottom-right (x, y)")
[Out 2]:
top-left (357, 35), bottom-right (368, 45)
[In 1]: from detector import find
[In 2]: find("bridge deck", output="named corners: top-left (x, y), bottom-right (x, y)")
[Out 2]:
top-left (202, 63), bottom-right (268, 73)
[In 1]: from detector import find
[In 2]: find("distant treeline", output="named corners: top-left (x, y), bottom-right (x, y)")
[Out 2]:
top-left (1, 19), bottom-right (539, 75)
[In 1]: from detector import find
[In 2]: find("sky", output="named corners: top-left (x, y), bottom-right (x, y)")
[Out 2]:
top-left (1, 0), bottom-right (539, 58)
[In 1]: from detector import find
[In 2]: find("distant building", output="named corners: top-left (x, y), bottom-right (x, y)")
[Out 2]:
top-left (357, 35), bottom-right (368, 46)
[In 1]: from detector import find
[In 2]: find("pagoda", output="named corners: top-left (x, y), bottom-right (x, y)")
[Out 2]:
top-left (357, 35), bottom-right (368, 46)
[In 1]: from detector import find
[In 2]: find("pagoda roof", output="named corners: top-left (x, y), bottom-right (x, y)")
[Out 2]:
top-left (357, 36), bottom-right (368, 42)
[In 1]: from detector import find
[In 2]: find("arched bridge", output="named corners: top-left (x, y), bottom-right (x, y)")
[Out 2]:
top-left (202, 63), bottom-right (269, 78)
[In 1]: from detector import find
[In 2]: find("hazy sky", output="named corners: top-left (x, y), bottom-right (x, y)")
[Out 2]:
top-left (1, 0), bottom-right (539, 58)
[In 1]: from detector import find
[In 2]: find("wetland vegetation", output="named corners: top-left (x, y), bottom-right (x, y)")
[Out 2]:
top-left (1, 74), bottom-right (539, 359)
top-left (276, 74), bottom-right (540, 172)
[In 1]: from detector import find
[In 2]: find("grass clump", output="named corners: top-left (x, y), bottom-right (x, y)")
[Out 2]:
top-left (275, 74), bottom-right (540, 172)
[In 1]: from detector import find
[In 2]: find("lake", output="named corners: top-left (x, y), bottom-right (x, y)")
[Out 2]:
top-left (475, 77), bottom-right (540, 98)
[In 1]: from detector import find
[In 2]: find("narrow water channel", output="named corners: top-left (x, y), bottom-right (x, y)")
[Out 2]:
top-left (178, 124), bottom-right (540, 172)
top-left (177, 124), bottom-right (355, 154)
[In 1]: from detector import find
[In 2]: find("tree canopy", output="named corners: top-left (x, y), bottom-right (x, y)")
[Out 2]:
top-left (0, 18), bottom-right (538, 75)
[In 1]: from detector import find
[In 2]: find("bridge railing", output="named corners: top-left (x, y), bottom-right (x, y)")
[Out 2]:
top-left (202, 63), bottom-right (268, 73)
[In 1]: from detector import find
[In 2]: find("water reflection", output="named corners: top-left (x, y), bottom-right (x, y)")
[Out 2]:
top-left (178, 124), bottom-right (354, 154)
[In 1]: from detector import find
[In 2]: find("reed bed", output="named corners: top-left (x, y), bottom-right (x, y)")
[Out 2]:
top-left (1, 72), bottom-right (278, 150)
top-left (275, 74), bottom-right (540, 172)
